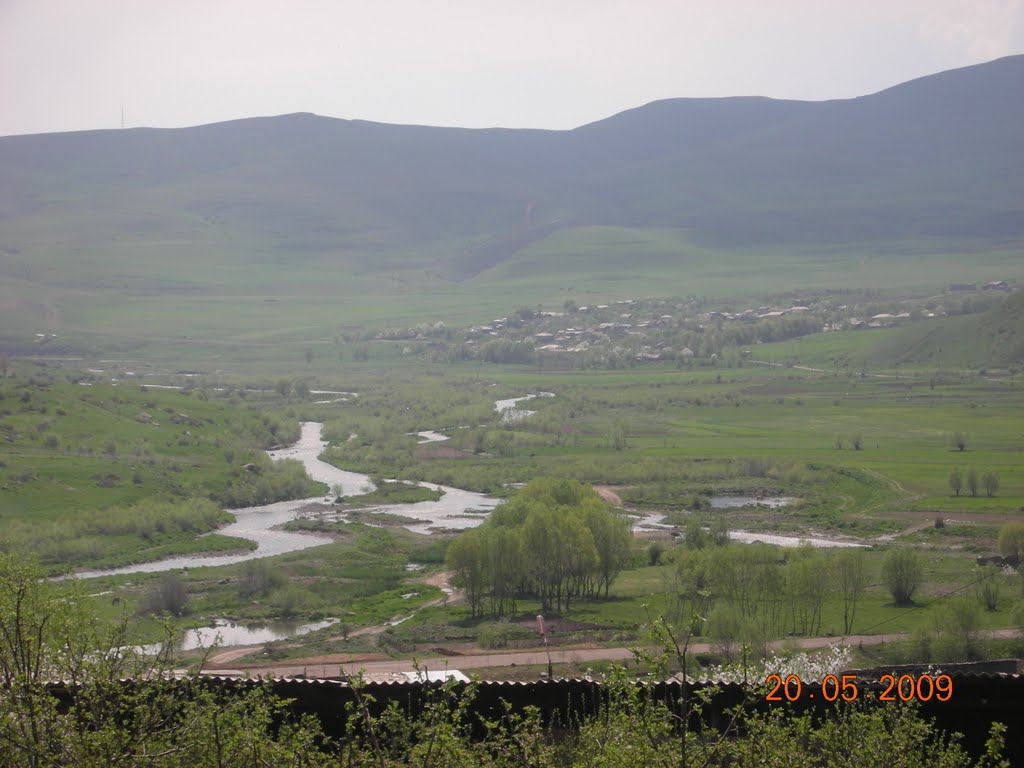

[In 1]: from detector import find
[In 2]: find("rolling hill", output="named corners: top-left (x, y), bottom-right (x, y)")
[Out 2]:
top-left (873, 289), bottom-right (1024, 369)
top-left (0, 55), bottom-right (1022, 359)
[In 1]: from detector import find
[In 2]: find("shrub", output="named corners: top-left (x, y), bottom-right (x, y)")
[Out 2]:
top-left (142, 573), bottom-right (189, 616)
top-left (648, 541), bottom-right (664, 566)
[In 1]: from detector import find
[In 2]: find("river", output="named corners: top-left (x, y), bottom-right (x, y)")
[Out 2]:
top-left (75, 402), bottom-right (528, 579)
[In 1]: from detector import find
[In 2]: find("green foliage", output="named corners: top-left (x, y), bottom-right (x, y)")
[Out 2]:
top-left (835, 549), bottom-right (868, 634)
top-left (949, 468), bottom-right (963, 496)
top-left (239, 559), bottom-right (285, 598)
top-left (976, 566), bottom-right (1002, 612)
top-left (952, 432), bottom-right (967, 452)
top-left (1, 497), bottom-right (232, 571)
top-left (967, 468), bottom-right (979, 497)
top-left (338, 479), bottom-right (443, 505)
top-left (446, 478), bottom-right (632, 616)
top-left (477, 620), bottom-right (531, 649)
top-left (0, 378), bottom-right (314, 570)
top-left (141, 572), bottom-right (190, 616)
top-left (927, 597), bottom-right (983, 661)
top-left (0, 554), bottom-right (1012, 767)
top-left (213, 456), bottom-right (323, 507)
top-left (997, 522), bottom-right (1024, 559)
top-left (983, 472), bottom-right (1000, 497)
top-left (0, 556), bottom-right (332, 767)
top-left (647, 541), bottom-right (664, 566)
top-left (883, 548), bottom-right (923, 605)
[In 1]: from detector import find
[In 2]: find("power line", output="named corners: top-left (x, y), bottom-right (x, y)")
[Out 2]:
top-left (845, 568), bottom-right (998, 640)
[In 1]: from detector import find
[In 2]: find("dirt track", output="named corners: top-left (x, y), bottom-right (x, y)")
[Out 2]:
top-left (203, 629), bottom-right (1023, 679)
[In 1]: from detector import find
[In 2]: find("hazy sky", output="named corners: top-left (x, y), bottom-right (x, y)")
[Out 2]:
top-left (2, 0), bottom-right (1023, 136)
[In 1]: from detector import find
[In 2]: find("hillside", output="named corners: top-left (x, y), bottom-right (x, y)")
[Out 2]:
top-left (1, 56), bottom-right (1022, 358)
top-left (871, 290), bottom-right (1024, 368)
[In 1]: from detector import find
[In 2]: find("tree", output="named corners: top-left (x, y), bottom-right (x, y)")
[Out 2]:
top-left (585, 506), bottom-right (632, 598)
top-left (966, 468), bottom-right (979, 497)
top-left (275, 378), bottom-right (291, 397)
top-left (933, 597), bottom-right (981, 660)
top-left (834, 549), bottom-right (867, 634)
top-left (608, 419), bottom-right (627, 451)
top-left (482, 525), bottom-right (524, 616)
top-left (951, 432), bottom-right (967, 452)
top-left (976, 566), bottom-right (1002, 612)
top-left (449, 478), bottom-right (630, 616)
top-left (684, 517), bottom-right (707, 549)
top-left (948, 468), bottom-right (962, 497)
top-left (709, 516), bottom-right (730, 546)
top-left (786, 551), bottom-right (827, 636)
top-left (446, 530), bottom-right (487, 617)
top-left (882, 548), bottom-right (922, 605)
top-left (997, 522), bottom-right (1024, 560)
top-left (983, 472), bottom-right (1000, 497)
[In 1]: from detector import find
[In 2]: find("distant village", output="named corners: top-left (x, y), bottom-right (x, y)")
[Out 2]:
top-left (366, 281), bottom-right (1013, 368)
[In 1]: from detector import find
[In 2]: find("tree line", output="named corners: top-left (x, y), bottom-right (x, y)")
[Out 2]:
top-left (446, 478), bottom-right (632, 616)
top-left (949, 468), bottom-right (1000, 497)
top-left (670, 538), bottom-right (871, 658)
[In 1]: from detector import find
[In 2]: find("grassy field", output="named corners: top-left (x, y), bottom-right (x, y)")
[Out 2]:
top-left (4, 297), bottom-right (1023, 670)
top-left (3, 227), bottom-right (1021, 377)
top-left (0, 371), bottom-right (322, 572)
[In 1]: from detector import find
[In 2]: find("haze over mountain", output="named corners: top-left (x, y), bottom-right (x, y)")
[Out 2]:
top-left (0, 55), bottom-right (1022, 355)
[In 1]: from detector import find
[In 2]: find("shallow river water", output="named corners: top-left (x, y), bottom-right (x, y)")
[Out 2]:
top-left (76, 411), bottom-right (511, 580)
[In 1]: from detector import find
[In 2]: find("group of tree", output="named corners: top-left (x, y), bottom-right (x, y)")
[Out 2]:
top-left (446, 478), bottom-right (632, 616)
top-left (949, 468), bottom-right (1000, 497)
top-left (671, 541), bottom-right (869, 654)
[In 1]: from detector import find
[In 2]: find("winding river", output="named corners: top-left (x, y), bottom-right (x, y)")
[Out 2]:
top-left (77, 387), bottom-right (868, 582)
top-left (74, 396), bottom-right (547, 579)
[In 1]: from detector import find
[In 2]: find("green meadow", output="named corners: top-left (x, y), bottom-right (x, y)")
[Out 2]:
top-left (3, 279), bottom-right (1023, 670)
top-left (0, 372), bottom-right (321, 572)
top-left (4, 224), bottom-right (1021, 377)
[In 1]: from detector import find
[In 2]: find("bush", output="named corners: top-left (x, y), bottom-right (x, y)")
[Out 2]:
top-left (933, 597), bottom-right (981, 660)
top-left (239, 559), bottom-right (284, 598)
top-left (975, 566), bottom-right (1002, 612)
top-left (142, 573), bottom-right (189, 616)
top-left (648, 541), bottom-right (664, 566)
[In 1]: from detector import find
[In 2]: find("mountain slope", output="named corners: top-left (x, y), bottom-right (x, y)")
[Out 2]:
top-left (0, 56), bottom-right (1022, 351)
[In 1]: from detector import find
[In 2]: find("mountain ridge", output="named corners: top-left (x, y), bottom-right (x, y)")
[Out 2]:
top-left (0, 55), bottom-right (1022, 348)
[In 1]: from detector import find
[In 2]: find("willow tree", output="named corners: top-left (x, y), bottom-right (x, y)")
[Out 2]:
top-left (446, 478), bottom-right (632, 616)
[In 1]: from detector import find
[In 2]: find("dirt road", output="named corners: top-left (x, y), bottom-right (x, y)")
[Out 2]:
top-left (208, 629), bottom-right (1022, 679)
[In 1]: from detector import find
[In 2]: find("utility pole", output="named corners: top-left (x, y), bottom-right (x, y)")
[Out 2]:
top-left (537, 615), bottom-right (552, 679)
